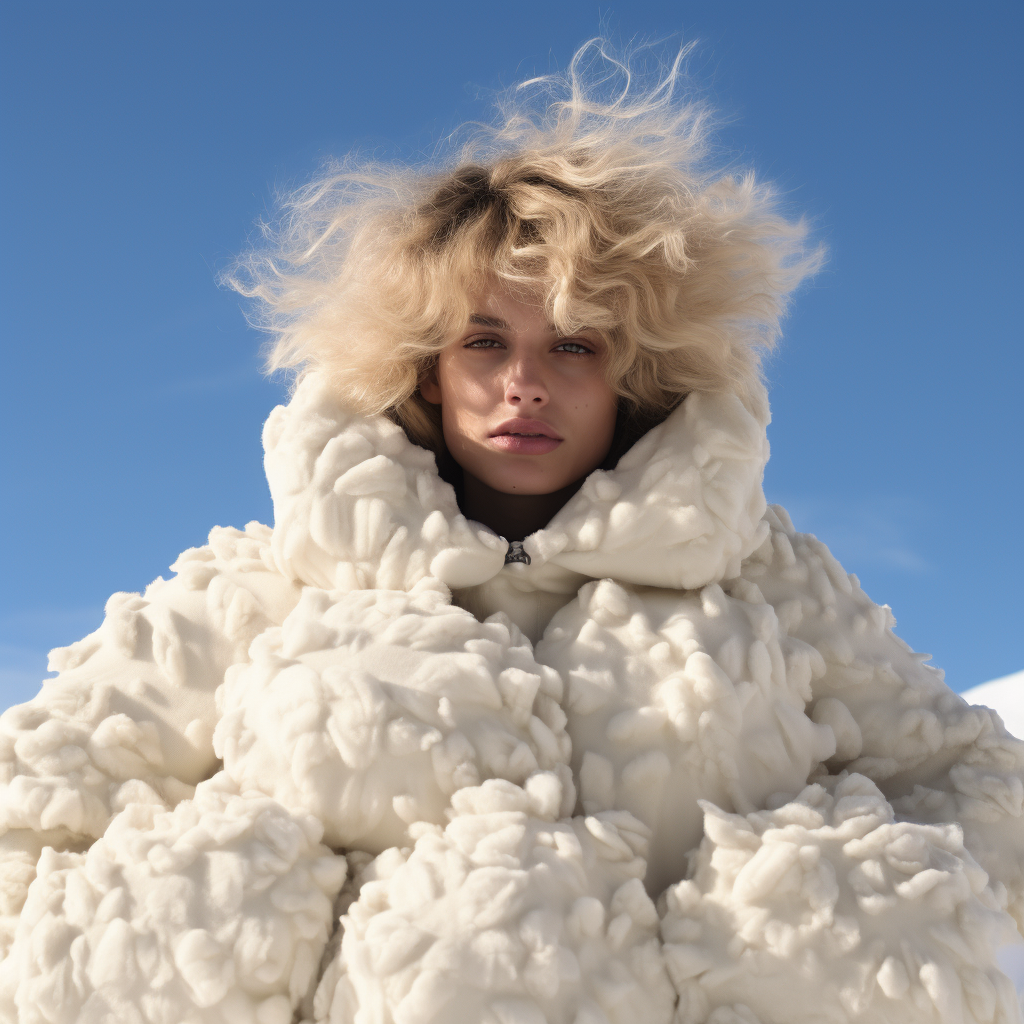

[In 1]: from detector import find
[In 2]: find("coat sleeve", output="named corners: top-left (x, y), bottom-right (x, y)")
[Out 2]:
top-left (732, 504), bottom-right (1024, 929)
top-left (0, 522), bottom-right (301, 957)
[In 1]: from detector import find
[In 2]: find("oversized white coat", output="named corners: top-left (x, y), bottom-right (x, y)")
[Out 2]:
top-left (1, 374), bottom-right (1021, 1024)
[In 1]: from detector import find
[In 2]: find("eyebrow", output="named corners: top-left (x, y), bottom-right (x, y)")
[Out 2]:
top-left (468, 312), bottom-right (560, 332)
top-left (468, 313), bottom-right (511, 329)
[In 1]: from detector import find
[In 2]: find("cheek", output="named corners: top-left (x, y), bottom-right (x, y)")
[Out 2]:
top-left (577, 381), bottom-right (619, 444)
top-left (436, 358), bottom-right (494, 444)
top-left (438, 352), bottom-right (492, 408)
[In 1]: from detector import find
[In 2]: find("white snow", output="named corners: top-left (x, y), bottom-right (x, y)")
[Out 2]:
top-left (962, 671), bottom-right (1024, 1006)
top-left (962, 672), bottom-right (1024, 742)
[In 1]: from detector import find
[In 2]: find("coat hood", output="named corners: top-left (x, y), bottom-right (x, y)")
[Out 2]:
top-left (263, 373), bottom-right (771, 601)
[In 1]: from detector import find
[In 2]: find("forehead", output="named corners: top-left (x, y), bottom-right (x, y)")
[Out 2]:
top-left (468, 285), bottom-right (549, 327)
top-left (464, 284), bottom-right (603, 339)
top-left (468, 311), bottom-right (557, 331)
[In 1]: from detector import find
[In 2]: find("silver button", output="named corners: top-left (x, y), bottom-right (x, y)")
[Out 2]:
top-left (504, 540), bottom-right (531, 566)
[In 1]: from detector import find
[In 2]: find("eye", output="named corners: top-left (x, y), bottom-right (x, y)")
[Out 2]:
top-left (554, 340), bottom-right (595, 355)
top-left (464, 336), bottom-right (505, 350)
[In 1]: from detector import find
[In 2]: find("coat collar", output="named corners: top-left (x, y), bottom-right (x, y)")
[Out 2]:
top-left (263, 373), bottom-right (770, 595)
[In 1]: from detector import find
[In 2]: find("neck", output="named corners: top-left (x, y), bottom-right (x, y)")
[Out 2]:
top-left (460, 473), bottom-right (583, 542)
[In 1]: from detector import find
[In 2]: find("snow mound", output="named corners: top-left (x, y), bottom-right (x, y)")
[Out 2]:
top-left (0, 774), bottom-right (347, 1024)
top-left (537, 577), bottom-right (835, 895)
top-left (311, 771), bottom-right (675, 1024)
top-left (216, 580), bottom-right (573, 852)
top-left (962, 671), bottom-right (1024, 1005)
top-left (963, 674), bottom-right (1024, 742)
top-left (659, 772), bottom-right (1021, 1024)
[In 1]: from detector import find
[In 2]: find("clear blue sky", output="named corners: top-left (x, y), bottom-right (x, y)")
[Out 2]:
top-left (1, 1), bottom-right (1021, 710)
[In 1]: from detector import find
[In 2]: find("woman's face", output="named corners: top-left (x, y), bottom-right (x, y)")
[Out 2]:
top-left (420, 285), bottom-right (619, 495)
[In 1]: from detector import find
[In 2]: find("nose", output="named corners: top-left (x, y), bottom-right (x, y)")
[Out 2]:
top-left (504, 355), bottom-right (548, 406)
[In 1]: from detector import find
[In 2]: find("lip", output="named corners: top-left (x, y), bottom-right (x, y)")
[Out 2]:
top-left (488, 418), bottom-right (563, 455)
top-left (490, 419), bottom-right (563, 440)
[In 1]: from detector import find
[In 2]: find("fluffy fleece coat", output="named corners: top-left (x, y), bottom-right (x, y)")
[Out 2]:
top-left (0, 374), bottom-right (1021, 1024)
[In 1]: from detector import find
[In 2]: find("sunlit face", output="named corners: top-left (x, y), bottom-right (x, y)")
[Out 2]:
top-left (419, 285), bottom-right (619, 496)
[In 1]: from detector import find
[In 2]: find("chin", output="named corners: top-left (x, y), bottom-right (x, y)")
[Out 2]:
top-left (482, 469), bottom-right (574, 496)
top-left (493, 479), bottom-right (566, 497)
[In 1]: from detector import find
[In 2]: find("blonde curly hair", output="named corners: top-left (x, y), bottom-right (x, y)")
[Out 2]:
top-left (230, 40), bottom-right (822, 451)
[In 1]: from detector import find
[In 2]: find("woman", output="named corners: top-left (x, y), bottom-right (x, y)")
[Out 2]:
top-left (1, 44), bottom-right (1021, 1024)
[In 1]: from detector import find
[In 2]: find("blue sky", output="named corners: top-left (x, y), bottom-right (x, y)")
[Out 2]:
top-left (1, 1), bottom-right (1021, 710)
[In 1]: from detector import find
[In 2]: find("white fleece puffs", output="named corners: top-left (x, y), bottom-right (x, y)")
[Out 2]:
top-left (0, 375), bottom-right (1020, 1022)
top-left (737, 507), bottom-right (1024, 930)
top-left (659, 773), bottom-right (1020, 1024)
top-left (216, 580), bottom-right (573, 853)
top-left (310, 772), bottom-right (674, 1024)
top-left (538, 577), bottom-right (836, 896)
top-left (1, 775), bottom-right (346, 1024)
